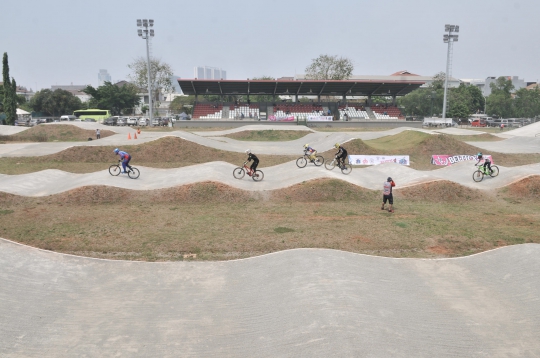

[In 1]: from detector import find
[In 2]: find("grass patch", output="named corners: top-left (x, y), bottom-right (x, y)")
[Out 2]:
top-left (1, 124), bottom-right (115, 142)
top-left (274, 227), bottom-right (295, 233)
top-left (224, 130), bottom-right (309, 141)
top-left (318, 132), bottom-right (540, 170)
top-left (451, 133), bottom-right (504, 142)
top-left (0, 209), bottom-right (14, 215)
top-left (0, 137), bottom-right (297, 174)
top-left (1, 180), bottom-right (539, 261)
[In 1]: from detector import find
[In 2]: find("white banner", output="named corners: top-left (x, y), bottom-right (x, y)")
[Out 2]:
top-left (431, 155), bottom-right (494, 166)
top-left (307, 115), bottom-right (333, 122)
top-left (348, 155), bottom-right (410, 166)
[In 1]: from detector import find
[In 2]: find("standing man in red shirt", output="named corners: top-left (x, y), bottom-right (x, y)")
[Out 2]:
top-left (381, 177), bottom-right (396, 213)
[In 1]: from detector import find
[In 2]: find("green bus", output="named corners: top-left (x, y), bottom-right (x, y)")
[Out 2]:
top-left (73, 109), bottom-right (111, 122)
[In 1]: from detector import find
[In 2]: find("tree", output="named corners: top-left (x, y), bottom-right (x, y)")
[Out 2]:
top-left (305, 55), bottom-right (353, 80)
top-left (169, 95), bottom-right (195, 114)
top-left (83, 82), bottom-right (140, 115)
top-left (2, 52), bottom-right (17, 125)
top-left (128, 57), bottom-right (174, 110)
top-left (249, 76), bottom-right (277, 102)
top-left (28, 89), bottom-right (83, 116)
top-left (486, 77), bottom-right (514, 118)
top-left (513, 87), bottom-right (540, 118)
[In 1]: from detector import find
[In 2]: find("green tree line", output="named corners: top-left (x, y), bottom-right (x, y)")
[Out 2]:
top-left (399, 74), bottom-right (540, 119)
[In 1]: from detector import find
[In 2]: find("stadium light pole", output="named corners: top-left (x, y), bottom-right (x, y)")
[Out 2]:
top-left (137, 19), bottom-right (154, 124)
top-left (442, 24), bottom-right (459, 119)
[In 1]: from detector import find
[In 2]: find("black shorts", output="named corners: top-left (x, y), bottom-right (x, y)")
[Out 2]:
top-left (383, 194), bottom-right (393, 205)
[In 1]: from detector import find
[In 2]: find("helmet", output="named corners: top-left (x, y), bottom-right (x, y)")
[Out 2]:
top-left (387, 177), bottom-right (393, 182)
top-left (245, 149), bottom-right (251, 154)
top-left (477, 152), bottom-right (483, 158)
top-left (335, 143), bottom-right (340, 149)
top-left (304, 144), bottom-right (309, 149)
top-left (114, 148), bottom-right (119, 154)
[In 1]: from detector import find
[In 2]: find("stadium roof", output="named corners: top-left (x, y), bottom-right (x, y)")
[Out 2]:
top-left (177, 79), bottom-right (425, 97)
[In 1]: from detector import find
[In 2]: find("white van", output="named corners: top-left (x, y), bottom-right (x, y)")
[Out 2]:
top-left (60, 115), bottom-right (78, 121)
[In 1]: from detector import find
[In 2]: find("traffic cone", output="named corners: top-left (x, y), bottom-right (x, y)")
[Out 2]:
top-left (134, 133), bottom-right (138, 139)
top-left (127, 133), bottom-right (131, 139)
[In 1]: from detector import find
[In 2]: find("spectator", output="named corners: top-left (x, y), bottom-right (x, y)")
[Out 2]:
top-left (96, 128), bottom-right (101, 139)
top-left (249, 112), bottom-right (253, 118)
top-left (241, 113), bottom-right (245, 119)
top-left (500, 123), bottom-right (504, 131)
top-left (327, 109), bottom-right (331, 116)
top-left (381, 177), bottom-right (396, 213)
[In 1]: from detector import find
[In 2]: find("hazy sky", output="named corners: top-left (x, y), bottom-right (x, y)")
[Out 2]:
top-left (2, 0), bottom-right (539, 91)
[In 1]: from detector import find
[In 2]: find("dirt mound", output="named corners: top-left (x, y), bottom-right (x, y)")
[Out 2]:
top-left (498, 176), bottom-right (540, 199)
top-left (5, 124), bottom-right (114, 142)
top-left (20, 182), bottom-right (253, 205)
top-left (271, 179), bottom-right (378, 202)
top-left (396, 181), bottom-right (487, 202)
top-left (224, 130), bottom-right (309, 141)
top-left (2, 137), bottom-right (295, 172)
top-left (320, 138), bottom-right (380, 158)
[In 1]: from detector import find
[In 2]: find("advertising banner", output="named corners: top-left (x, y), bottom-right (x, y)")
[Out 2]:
top-left (268, 115), bottom-right (295, 122)
top-left (348, 155), bottom-right (410, 166)
top-left (307, 115), bottom-right (333, 122)
top-left (431, 155), bottom-right (493, 166)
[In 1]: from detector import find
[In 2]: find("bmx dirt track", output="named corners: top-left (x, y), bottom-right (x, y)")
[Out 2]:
top-left (1, 123), bottom-right (540, 357)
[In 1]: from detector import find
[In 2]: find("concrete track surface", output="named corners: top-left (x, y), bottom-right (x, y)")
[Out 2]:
top-left (1, 239), bottom-right (539, 357)
top-left (2, 122), bottom-right (539, 156)
top-left (1, 161), bottom-right (539, 196)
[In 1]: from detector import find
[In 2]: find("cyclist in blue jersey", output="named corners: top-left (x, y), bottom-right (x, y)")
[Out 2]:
top-left (114, 148), bottom-right (131, 173)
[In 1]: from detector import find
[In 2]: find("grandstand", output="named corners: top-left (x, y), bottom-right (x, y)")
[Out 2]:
top-left (178, 79), bottom-right (422, 120)
top-left (371, 105), bottom-right (404, 120)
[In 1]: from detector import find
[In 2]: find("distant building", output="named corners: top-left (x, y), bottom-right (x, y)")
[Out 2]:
top-left (51, 85), bottom-right (91, 103)
top-left (295, 70), bottom-right (461, 88)
top-left (483, 76), bottom-right (526, 96)
top-left (98, 69), bottom-right (111, 86)
top-left (194, 66), bottom-right (226, 80)
top-left (461, 76), bottom-right (527, 96)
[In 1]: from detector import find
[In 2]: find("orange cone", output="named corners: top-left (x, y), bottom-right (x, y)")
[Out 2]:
top-left (134, 133), bottom-right (138, 139)
top-left (127, 133), bottom-right (131, 139)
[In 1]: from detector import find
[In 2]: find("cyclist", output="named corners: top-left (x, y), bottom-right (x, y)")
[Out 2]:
top-left (381, 177), bottom-right (396, 213)
top-left (303, 144), bottom-right (317, 162)
top-left (114, 148), bottom-right (131, 173)
top-left (334, 143), bottom-right (348, 169)
top-left (245, 149), bottom-right (259, 174)
top-left (475, 152), bottom-right (492, 174)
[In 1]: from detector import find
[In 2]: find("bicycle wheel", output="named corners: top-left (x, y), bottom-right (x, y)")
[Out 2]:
top-left (252, 170), bottom-right (264, 182)
top-left (325, 159), bottom-right (335, 170)
top-left (109, 164), bottom-right (121, 176)
top-left (296, 157), bottom-right (307, 168)
top-left (472, 170), bottom-right (484, 182)
top-left (314, 155), bottom-right (324, 166)
top-left (489, 166), bottom-right (499, 177)
top-left (233, 167), bottom-right (245, 179)
top-left (128, 167), bottom-right (140, 179)
top-left (341, 164), bottom-right (352, 175)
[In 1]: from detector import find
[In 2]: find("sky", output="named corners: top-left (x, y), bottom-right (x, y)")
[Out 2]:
top-left (2, 0), bottom-right (539, 91)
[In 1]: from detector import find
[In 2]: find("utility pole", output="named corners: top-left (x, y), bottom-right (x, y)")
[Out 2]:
top-left (442, 24), bottom-right (459, 119)
top-left (137, 19), bottom-right (154, 124)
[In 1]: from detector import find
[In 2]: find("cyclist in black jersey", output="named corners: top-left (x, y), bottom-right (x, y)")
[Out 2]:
top-left (334, 143), bottom-right (348, 169)
top-left (245, 149), bottom-right (259, 173)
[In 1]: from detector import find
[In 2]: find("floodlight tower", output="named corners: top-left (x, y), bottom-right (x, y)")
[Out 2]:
top-left (137, 19), bottom-right (154, 123)
top-left (442, 24), bottom-right (459, 119)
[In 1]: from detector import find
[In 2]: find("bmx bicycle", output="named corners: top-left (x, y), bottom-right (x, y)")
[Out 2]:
top-left (109, 161), bottom-right (140, 179)
top-left (472, 163), bottom-right (499, 182)
top-left (233, 162), bottom-right (264, 181)
top-left (296, 151), bottom-right (324, 168)
top-left (324, 157), bottom-right (352, 175)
